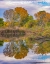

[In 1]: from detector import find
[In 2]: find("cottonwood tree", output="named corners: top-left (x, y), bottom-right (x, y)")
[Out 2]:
top-left (3, 9), bottom-right (19, 27)
top-left (34, 11), bottom-right (50, 26)
top-left (15, 7), bottom-right (28, 26)
top-left (3, 7), bottom-right (28, 27)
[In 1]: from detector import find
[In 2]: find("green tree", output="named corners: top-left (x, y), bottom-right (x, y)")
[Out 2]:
top-left (24, 15), bottom-right (34, 28)
top-left (0, 18), bottom-right (4, 27)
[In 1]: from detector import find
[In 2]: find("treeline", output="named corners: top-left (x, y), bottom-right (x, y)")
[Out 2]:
top-left (0, 7), bottom-right (50, 28)
top-left (0, 7), bottom-right (50, 38)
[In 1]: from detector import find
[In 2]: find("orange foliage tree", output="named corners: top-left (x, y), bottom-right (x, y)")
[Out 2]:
top-left (34, 11), bottom-right (50, 26)
top-left (15, 7), bottom-right (28, 26)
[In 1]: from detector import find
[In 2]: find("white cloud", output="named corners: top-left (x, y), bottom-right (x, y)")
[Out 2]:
top-left (0, 1), bottom-right (40, 16)
top-left (38, 6), bottom-right (50, 13)
top-left (0, 49), bottom-right (50, 63)
top-left (44, 0), bottom-right (50, 2)
top-left (0, 0), bottom-right (50, 17)
top-left (0, 1), bottom-right (32, 8)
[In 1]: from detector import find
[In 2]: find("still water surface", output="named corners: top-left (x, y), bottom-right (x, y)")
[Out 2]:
top-left (0, 36), bottom-right (50, 64)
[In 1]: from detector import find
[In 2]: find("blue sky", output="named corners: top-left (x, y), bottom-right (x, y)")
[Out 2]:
top-left (0, 0), bottom-right (50, 18)
top-left (38, 1), bottom-right (50, 6)
top-left (0, 8), bottom-right (7, 18)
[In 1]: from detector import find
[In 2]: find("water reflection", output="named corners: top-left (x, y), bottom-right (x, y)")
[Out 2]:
top-left (3, 40), bottom-right (28, 59)
top-left (0, 36), bottom-right (49, 59)
top-left (33, 41), bottom-right (50, 54)
top-left (0, 40), bottom-right (4, 46)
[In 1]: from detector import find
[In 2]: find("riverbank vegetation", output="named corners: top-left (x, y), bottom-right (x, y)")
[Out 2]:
top-left (0, 7), bottom-right (50, 38)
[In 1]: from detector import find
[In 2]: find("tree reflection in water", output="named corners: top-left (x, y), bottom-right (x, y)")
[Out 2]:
top-left (33, 41), bottom-right (50, 54)
top-left (3, 37), bottom-right (50, 59)
top-left (3, 40), bottom-right (28, 59)
top-left (0, 40), bottom-right (4, 46)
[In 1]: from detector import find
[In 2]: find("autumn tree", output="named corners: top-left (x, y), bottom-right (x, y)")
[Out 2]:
top-left (14, 7), bottom-right (28, 26)
top-left (3, 7), bottom-right (28, 27)
top-left (3, 9), bottom-right (18, 27)
top-left (34, 11), bottom-right (50, 26)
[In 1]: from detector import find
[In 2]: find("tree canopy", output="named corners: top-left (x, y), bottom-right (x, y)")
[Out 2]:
top-left (34, 11), bottom-right (50, 26)
top-left (0, 18), bottom-right (4, 27)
